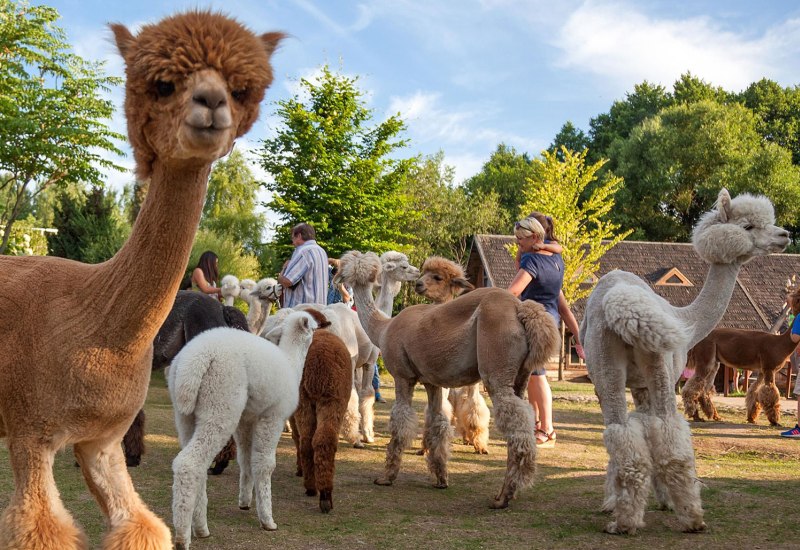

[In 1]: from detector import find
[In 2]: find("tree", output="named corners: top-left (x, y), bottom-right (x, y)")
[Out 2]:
top-left (549, 121), bottom-right (590, 159)
top-left (201, 148), bottom-right (266, 257)
top-left (0, 1), bottom-right (125, 254)
top-left (520, 147), bottom-right (631, 303)
top-left (463, 143), bottom-right (535, 221)
top-left (259, 65), bottom-right (414, 261)
top-left (613, 100), bottom-right (800, 241)
top-left (48, 186), bottom-right (129, 263)
top-left (739, 78), bottom-right (800, 165)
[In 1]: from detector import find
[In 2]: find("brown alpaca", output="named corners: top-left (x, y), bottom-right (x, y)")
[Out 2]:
top-left (0, 12), bottom-right (282, 550)
top-left (414, 256), bottom-right (490, 455)
top-left (286, 309), bottom-right (353, 514)
top-left (337, 251), bottom-right (560, 509)
top-left (682, 288), bottom-right (800, 425)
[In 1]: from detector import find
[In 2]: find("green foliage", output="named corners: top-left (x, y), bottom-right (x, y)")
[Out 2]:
top-left (47, 186), bottom-right (129, 263)
top-left (202, 148), bottom-right (267, 258)
top-left (739, 78), bottom-right (800, 165)
top-left (463, 143), bottom-right (536, 221)
top-left (259, 65), bottom-right (414, 260)
top-left (520, 147), bottom-right (631, 302)
top-left (1, 215), bottom-right (48, 255)
top-left (614, 100), bottom-right (800, 241)
top-left (549, 121), bottom-right (589, 159)
top-left (0, 0), bottom-right (125, 253)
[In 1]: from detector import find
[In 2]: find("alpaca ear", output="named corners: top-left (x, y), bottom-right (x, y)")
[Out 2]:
top-left (260, 32), bottom-right (286, 58)
top-left (453, 277), bottom-right (475, 293)
top-left (110, 23), bottom-right (135, 59)
top-left (382, 261), bottom-right (397, 272)
top-left (263, 325), bottom-right (283, 345)
top-left (717, 188), bottom-right (732, 223)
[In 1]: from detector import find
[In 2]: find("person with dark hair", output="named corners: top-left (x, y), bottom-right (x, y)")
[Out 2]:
top-left (277, 223), bottom-right (328, 307)
top-left (191, 250), bottom-right (222, 301)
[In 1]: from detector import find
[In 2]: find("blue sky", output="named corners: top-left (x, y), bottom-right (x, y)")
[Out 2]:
top-left (45, 0), bottom-right (800, 216)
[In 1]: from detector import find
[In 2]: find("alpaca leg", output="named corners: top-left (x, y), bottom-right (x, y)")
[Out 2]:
top-left (289, 415), bottom-right (302, 477)
top-left (602, 416), bottom-right (651, 534)
top-left (745, 374), bottom-right (764, 423)
top-left (296, 401), bottom-right (318, 496)
top-left (313, 399), bottom-right (347, 513)
top-left (487, 387), bottom-right (537, 509)
top-left (72, 436), bottom-right (171, 550)
top-left (647, 413), bottom-right (706, 532)
top-left (422, 384), bottom-right (452, 489)
top-left (208, 437), bottom-right (236, 476)
top-left (235, 418), bottom-right (256, 510)
top-left (0, 437), bottom-right (87, 550)
top-left (680, 375), bottom-right (703, 421)
top-left (249, 415), bottom-right (286, 531)
top-left (341, 387), bottom-right (363, 448)
top-left (759, 376), bottom-right (782, 426)
top-left (375, 377), bottom-right (418, 486)
top-left (697, 391), bottom-right (721, 422)
top-left (358, 364), bottom-right (377, 443)
top-left (170, 422), bottom-right (234, 549)
top-left (465, 384), bottom-right (490, 454)
top-left (122, 409), bottom-right (146, 467)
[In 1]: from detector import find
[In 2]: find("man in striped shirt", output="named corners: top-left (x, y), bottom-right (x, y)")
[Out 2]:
top-left (278, 222), bottom-right (329, 308)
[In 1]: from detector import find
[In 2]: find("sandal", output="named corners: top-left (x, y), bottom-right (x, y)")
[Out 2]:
top-left (535, 428), bottom-right (556, 448)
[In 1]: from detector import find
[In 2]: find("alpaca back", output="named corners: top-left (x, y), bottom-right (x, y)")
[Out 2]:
top-left (302, 330), bottom-right (352, 401)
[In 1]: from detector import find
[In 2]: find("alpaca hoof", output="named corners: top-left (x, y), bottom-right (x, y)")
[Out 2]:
top-left (353, 441), bottom-right (366, 449)
top-left (433, 482), bottom-right (448, 489)
top-left (604, 521), bottom-right (634, 535)
top-left (261, 520), bottom-right (278, 531)
top-left (374, 477), bottom-right (393, 486)
top-left (364, 435), bottom-right (375, 443)
top-left (319, 490), bottom-right (333, 513)
top-left (476, 448), bottom-right (489, 455)
top-left (306, 488), bottom-right (318, 497)
top-left (295, 469), bottom-right (303, 477)
top-left (239, 505), bottom-right (250, 510)
top-left (126, 455), bottom-right (141, 467)
top-left (683, 521), bottom-right (707, 533)
top-left (208, 459), bottom-right (229, 475)
top-left (489, 497), bottom-right (509, 510)
top-left (175, 542), bottom-right (187, 550)
top-left (194, 526), bottom-right (211, 538)
top-left (415, 449), bottom-right (425, 456)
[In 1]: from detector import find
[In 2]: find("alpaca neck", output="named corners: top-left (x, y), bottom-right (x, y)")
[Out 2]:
top-left (247, 299), bottom-right (264, 334)
top-left (680, 262), bottom-right (741, 348)
top-left (93, 160), bottom-right (210, 354)
top-left (375, 277), bottom-right (401, 317)
top-left (352, 283), bottom-right (392, 347)
top-left (280, 336), bottom-right (309, 384)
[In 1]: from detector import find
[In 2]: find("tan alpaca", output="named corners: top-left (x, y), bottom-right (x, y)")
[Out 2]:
top-left (682, 284), bottom-right (800, 425)
top-left (0, 12), bottom-right (283, 550)
top-left (337, 251), bottom-right (559, 509)
top-left (414, 256), bottom-right (491, 455)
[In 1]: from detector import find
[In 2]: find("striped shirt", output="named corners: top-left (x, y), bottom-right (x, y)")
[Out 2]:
top-left (282, 239), bottom-right (329, 307)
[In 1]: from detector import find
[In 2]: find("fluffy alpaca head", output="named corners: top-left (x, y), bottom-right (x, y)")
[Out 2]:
top-left (221, 274), bottom-right (241, 300)
top-left (379, 251), bottom-right (421, 283)
top-left (238, 278), bottom-right (257, 301)
top-left (110, 11), bottom-right (284, 178)
top-left (692, 188), bottom-right (789, 264)
top-left (414, 256), bottom-right (475, 304)
top-left (336, 251), bottom-right (382, 288)
top-left (249, 277), bottom-right (282, 303)
top-left (269, 311), bottom-right (318, 353)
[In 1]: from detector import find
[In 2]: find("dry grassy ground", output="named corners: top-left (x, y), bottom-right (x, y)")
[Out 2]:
top-left (1, 372), bottom-right (799, 549)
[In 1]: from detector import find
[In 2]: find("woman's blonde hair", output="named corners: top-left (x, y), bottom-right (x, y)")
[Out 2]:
top-left (514, 216), bottom-right (545, 240)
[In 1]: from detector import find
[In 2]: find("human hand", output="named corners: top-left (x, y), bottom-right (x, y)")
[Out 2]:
top-left (575, 343), bottom-right (585, 360)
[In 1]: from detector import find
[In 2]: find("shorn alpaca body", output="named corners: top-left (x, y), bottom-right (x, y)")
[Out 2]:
top-left (682, 303), bottom-right (800, 425)
top-left (581, 189), bottom-right (789, 535)
top-left (414, 255), bottom-right (490, 455)
top-left (124, 290), bottom-right (249, 469)
top-left (0, 11), bottom-right (282, 550)
top-left (265, 309), bottom-right (352, 514)
top-left (337, 251), bottom-right (560, 508)
top-left (168, 312), bottom-right (317, 549)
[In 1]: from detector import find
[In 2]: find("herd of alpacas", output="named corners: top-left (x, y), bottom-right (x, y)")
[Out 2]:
top-left (0, 9), bottom-right (794, 550)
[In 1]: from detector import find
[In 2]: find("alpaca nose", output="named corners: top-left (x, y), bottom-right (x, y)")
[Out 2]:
top-left (193, 85), bottom-right (227, 110)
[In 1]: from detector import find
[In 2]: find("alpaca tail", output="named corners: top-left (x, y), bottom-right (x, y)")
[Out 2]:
top-left (171, 350), bottom-right (216, 416)
top-left (602, 284), bottom-right (688, 353)
top-left (516, 300), bottom-right (560, 372)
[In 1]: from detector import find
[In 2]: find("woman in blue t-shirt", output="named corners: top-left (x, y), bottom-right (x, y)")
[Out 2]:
top-left (507, 214), bottom-right (582, 448)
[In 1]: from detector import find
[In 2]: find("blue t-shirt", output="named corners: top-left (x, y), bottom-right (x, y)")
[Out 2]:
top-left (519, 252), bottom-right (564, 326)
top-left (791, 314), bottom-right (800, 336)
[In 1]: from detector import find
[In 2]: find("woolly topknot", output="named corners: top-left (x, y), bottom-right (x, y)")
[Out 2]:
top-left (337, 251), bottom-right (381, 287)
top-left (421, 256), bottom-right (466, 279)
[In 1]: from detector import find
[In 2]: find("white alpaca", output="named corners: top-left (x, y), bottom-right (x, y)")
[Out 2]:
top-left (581, 189), bottom-right (790, 535)
top-left (167, 311), bottom-right (317, 549)
top-left (239, 278), bottom-right (257, 302)
top-left (220, 274), bottom-right (241, 306)
top-left (448, 385), bottom-right (490, 454)
top-left (244, 277), bottom-right (283, 335)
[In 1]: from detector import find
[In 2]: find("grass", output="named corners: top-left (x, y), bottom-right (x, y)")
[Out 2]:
top-left (1, 372), bottom-right (799, 549)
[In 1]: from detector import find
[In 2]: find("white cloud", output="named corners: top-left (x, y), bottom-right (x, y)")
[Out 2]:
top-left (554, 1), bottom-right (799, 93)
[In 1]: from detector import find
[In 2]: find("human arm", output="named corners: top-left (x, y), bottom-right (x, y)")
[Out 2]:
top-left (507, 268), bottom-right (533, 298)
top-left (192, 268), bottom-right (222, 298)
top-left (537, 241), bottom-right (563, 254)
top-left (558, 291), bottom-right (584, 359)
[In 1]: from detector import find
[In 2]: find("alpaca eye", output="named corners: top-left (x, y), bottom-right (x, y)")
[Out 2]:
top-left (155, 80), bottom-right (175, 97)
top-left (434, 275), bottom-right (443, 281)
top-left (743, 224), bottom-right (754, 231)
top-left (231, 88), bottom-right (248, 102)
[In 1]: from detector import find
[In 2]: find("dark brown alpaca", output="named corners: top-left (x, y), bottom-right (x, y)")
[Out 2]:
top-left (287, 309), bottom-right (353, 514)
top-left (682, 287), bottom-right (800, 425)
top-left (0, 12), bottom-right (282, 549)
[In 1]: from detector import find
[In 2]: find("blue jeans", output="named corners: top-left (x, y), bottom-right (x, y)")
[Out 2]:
top-left (372, 364), bottom-right (380, 394)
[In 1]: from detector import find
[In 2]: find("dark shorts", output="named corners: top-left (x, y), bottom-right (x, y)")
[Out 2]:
top-left (530, 365), bottom-right (547, 377)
